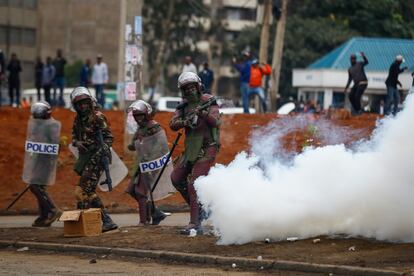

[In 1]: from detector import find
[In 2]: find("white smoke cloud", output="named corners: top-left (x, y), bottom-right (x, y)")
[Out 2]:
top-left (195, 95), bottom-right (414, 245)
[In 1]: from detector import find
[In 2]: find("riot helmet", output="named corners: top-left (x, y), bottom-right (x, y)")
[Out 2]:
top-left (70, 87), bottom-right (93, 116)
top-left (127, 100), bottom-right (153, 126)
top-left (31, 101), bottom-right (52, 119)
top-left (177, 72), bottom-right (202, 103)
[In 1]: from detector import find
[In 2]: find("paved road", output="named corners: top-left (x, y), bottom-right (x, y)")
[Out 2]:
top-left (0, 249), bottom-right (272, 276)
top-left (0, 213), bottom-right (191, 228)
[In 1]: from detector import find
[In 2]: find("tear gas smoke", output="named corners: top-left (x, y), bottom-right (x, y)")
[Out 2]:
top-left (195, 95), bottom-right (414, 245)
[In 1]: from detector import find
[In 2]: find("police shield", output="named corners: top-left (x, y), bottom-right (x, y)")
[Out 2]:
top-left (22, 118), bottom-right (61, 185)
top-left (135, 129), bottom-right (176, 201)
top-left (68, 145), bottom-right (128, 192)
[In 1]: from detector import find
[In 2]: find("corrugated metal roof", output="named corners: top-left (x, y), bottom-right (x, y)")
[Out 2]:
top-left (308, 37), bottom-right (414, 71)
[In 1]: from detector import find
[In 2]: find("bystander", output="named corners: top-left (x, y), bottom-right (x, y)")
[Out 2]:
top-left (198, 62), bottom-right (214, 93)
top-left (7, 53), bottom-right (22, 108)
top-left (35, 57), bottom-right (44, 101)
top-left (92, 54), bottom-right (109, 108)
top-left (233, 51), bottom-right (252, 113)
top-left (53, 49), bottom-right (67, 107)
top-left (42, 57), bottom-right (56, 105)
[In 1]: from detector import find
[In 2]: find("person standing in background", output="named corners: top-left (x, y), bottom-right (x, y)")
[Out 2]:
top-left (411, 71), bottom-right (414, 94)
top-left (35, 57), bottom-right (44, 101)
top-left (7, 53), bottom-right (22, 108)
top-left (248, 59), bottom-right (271, 113)
top-left (182, 56), bottom-right (197, 74)
top-left (385, 55), bottom-right (407, 116)
top-left (344, 52), bottom-right (369, 115)
top-left (198, 62), bottom-right (214, 94)
top-left (0, 50), bottom-right (5, 106)
top-left (233, 51), bottom-right (252, 114)
top-left (80, 59), bottom-right (91, 88)
top-left (42, 57), bottom-right (56, 105)
top-left (92, 54), bottom-right (109, 108)
top-left (53, 49), bottom-right (67, 107)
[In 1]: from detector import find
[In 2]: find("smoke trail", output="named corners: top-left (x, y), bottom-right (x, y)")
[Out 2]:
top-left (196, 95), bottom-right (414, 245)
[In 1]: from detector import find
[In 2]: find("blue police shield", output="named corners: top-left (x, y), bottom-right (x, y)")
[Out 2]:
top-left (135, 129), bottom-right (176, 201)
top-left (22, 118), bottom-right (61, 185)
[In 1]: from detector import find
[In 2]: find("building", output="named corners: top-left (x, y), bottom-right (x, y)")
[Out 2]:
top-left (0, 0), bottom-right (38, 86)
top-left (293, 37), bottom-right (414, 112)
top-left (165, 0), bottom-right (262, 99)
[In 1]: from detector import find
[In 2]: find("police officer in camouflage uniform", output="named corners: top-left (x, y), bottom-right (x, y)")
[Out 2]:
top-left (170, 72), bottom-right (221, 234)
top-left (70, 87), bottom-right (117, 232)
top-left (125, 100), bottom-right (169, 226)
top-left (28, 101), bottom-right (61, 227)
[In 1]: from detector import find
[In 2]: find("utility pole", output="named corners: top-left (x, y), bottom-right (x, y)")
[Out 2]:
top-left (257, 0), bottom-right (272, 113)
top-left (270, 0), bottom-right (289, 112)
top-left (121, 0), bottom-right (143, 154)
top-left (207, 0), bottom-right (223, 96)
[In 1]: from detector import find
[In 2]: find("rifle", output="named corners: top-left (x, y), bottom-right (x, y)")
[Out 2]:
top-left (177, 97), bottom-right (217, 127)
top-left (6, 185), bottom-right (30, 211)
top-left (97, 129), bottom-right (112, 191)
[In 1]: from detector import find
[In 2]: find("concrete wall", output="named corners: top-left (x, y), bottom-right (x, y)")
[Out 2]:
top-left (38, 0), bottom-right (122, 84)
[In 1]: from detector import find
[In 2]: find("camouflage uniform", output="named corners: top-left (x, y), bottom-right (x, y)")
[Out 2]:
top-left (170, 93), bottom-right (221, 228)
top-left (72, 111), bottom-right (113, 210)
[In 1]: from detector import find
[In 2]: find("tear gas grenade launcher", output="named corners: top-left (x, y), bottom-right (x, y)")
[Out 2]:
top-left (97, 129), bottom-right (112, 191)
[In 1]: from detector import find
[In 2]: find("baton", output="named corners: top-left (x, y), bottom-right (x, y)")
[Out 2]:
top-left (149, 132), bottom-right (183, 215)
top-left (6, 185), bottom-right (30, 211)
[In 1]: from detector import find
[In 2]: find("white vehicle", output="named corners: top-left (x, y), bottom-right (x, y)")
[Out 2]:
top-left (156, 96), bottom-right (255, 114)
top-left (156, 97), bottom-right (182, 112)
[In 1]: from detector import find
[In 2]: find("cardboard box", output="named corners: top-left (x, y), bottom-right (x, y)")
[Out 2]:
top-left (59, 208), bottom-right (102, 237)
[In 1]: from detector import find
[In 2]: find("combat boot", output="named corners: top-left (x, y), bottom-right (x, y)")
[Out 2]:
top-left (32, 217), bottom-right (47, 227)
top-left (43, 208), bottom-right (63, 227)
top-left (151, 208), bottom-right (170, 225)
top-left (101, 209), bottom-right (118, 232)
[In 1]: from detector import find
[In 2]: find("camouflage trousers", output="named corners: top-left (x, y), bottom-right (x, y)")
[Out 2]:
top-left (75, 153), bottom-right (105, 209)
top-left (29, 184), bottom-right (57, 219)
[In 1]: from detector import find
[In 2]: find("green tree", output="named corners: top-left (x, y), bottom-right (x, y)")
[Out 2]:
top-left (65, 60), bottom-right (83, 87)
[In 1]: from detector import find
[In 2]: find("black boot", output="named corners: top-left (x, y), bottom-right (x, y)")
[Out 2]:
top-left (151, 207), bottom-right (168, 225)
top-left (101, 209), bottom-right (118, 232)
top-left (77, 201), bottom-right (88, 210)
top-left (89, 197), bottom-right (118, 232)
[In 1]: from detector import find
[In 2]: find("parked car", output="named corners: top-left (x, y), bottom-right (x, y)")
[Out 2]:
top-left (156, 96), bottom-right (255, 114)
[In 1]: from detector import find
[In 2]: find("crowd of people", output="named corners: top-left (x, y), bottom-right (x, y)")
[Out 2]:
top-left (0, 49), bottom-right (109, 109)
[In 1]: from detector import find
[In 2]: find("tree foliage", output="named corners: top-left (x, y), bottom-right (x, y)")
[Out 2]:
top-left (234, 0), bottom-right (414, 98)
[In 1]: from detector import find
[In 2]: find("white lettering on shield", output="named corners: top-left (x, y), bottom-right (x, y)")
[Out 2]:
top-left (25, 141), bottom-right (59, 155)
top-left (140, 153), bottom-right (170, 173)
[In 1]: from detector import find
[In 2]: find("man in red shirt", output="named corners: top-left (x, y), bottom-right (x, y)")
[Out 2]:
top-left (249, 59), bottom-right (271, 112)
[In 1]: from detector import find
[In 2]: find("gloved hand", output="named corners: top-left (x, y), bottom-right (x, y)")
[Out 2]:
top-left (74, 141), bottom-right (88, 153)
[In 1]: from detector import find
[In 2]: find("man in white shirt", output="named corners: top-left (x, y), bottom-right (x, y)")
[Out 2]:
top-left (92, 54), bottom-right (108, 108)
top-left (182, 56), bottom-right (197, 74)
